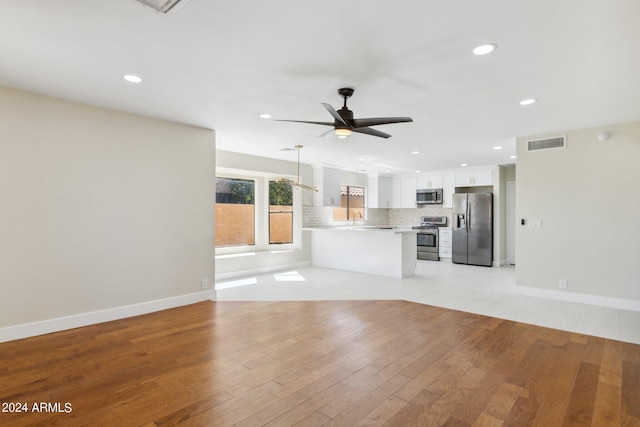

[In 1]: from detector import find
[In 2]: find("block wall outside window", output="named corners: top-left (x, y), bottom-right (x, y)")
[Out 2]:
top-left (269, 181), bottom-right (293, 244)
top-left (333, 185), bottom-right (365, 221)
top-left (215, 177), bottom-right (255, 247)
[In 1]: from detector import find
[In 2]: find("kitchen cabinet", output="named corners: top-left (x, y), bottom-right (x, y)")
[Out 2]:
top-left (391, 178), bottom-right (401, 208)
top-left (392, 177), bottom-right (416, 208)
top-left (439, 229), bottom-right (452, 258)
top-left (455, 168), bottom-right (493, 187)
top-left (401, 177), bottom-right (417, 208)
top-left (417, 175), bottom-right (443, 189)
top-left (313, 166), bottom-right (342, 206)
top-left (367, 175), bottom-right (392, 208)
top-left (442, 174), bottom-right (454, 208)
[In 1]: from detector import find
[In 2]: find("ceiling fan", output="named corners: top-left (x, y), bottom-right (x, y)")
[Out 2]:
top-left (276, 88), bottom-right (413, 139)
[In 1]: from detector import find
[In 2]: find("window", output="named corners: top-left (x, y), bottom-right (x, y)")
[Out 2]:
top-left (215, 173), bottom-right (300, 251)
top-left (215, 177), bottom-right (255, 247)
top-left (269, 181), bottom-right (293, 244)
top-left (333, 185), bottom-right (365, 221)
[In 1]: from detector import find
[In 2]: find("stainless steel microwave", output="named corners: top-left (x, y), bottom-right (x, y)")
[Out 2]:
top-left (416, 188), bottom-right (443, 205)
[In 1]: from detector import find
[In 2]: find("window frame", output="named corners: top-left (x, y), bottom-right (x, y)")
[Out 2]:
top-left (268, 180), bottom-right (294, 245)
top-left (215, 171), bottom-right (301, 255)
top-left (215, 176), bottom-right (256, 248)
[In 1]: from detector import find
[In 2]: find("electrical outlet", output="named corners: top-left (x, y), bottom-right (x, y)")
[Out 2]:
top-left (559, 279), bottom-right (567, 289)
top-left (201, 279), bottom-right (208, 290)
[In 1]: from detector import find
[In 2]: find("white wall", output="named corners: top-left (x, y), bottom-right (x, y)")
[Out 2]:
top-left (0, 87), bottom-right (216, 331)
top-left (516, 122), bottom-right (640, 301)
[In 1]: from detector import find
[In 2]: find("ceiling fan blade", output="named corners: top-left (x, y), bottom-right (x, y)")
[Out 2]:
top-left (352, 127), bottom-right (392, 139)
top-left (352, 117), bottom-right (413, 128)
top-left (275, 119), bottom-right (334, 126)
top-left (321, 103), bottom-right (347, 125)
top-left (318, 129), bottom-right (334, 138)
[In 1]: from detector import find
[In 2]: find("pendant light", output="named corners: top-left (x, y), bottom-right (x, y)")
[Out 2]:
top-left (278, 145), bottom-right (318, 192)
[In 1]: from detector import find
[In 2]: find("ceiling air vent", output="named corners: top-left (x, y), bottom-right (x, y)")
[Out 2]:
top-left (527, 136), bottom-right (566, 152)
top-left (134, 0), bottom-right (193, 14)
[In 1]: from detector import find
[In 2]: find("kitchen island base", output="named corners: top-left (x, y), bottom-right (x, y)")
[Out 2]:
top-left (308, 228), bottom-right (417, 278)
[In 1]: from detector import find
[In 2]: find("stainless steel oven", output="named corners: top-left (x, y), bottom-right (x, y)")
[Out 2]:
top-left (413, 216), bottom-right (447, 261)
top-left (416, 229), bottom-right (439, 260)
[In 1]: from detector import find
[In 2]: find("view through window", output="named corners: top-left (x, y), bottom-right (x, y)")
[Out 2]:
top-left (333, 185), bottom-right (365, 221)
top-left (269, 181), bottom-right (293, 244)
top-left (215, 177), bottom-right (255, 247)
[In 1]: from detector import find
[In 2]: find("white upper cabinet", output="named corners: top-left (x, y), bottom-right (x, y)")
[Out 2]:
top-left (454, 168), bottom-right (493, 187)
top-left (417, 175), bottom-right (443, 189)
top-left (442, 173), bottom-right (454, 208)
top-left (313, 166), bottom-right (342, 206)
top-left (392, 177), bottom-right (417, 208)
top-left (400, 177), bottom-right (417, 208)
top-left (392, 178), bottom-right (402, 208)
top-left (367, 175), bottom-right (392, 208)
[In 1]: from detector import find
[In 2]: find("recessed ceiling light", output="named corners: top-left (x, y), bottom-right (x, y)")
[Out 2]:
top-left (411, 151), bottom-right (420, 155)
top-left (519, 98), bottom-right (537, 106)
top-left (415, 170), bottom-right (421, 173)
top-left (473, 44), bottom-right (497, 55)
top-left (259, 113), bottom-right (272, 119)
top-left (510, 155), bottom-right (517, 159)
top-left (123, 74), bottom-right (142, 83)
top-left (493, 146), bottom-right (502, 150)
top-left (461, 163), bottom-right (468, 167)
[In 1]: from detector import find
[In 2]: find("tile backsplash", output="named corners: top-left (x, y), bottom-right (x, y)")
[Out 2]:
top-left (303, 206), bottom-right (452, 228)
top-left (389, 206), bottom-right (453, 227)
top-left (303, 206), bottom-right (388, 227)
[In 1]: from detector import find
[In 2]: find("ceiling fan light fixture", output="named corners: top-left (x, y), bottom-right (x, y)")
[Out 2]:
top-left (335, 128), bottom-right (352, 137)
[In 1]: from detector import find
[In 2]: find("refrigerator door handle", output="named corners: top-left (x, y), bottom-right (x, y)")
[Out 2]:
top-left (467, 203), bottom-right (470, 231)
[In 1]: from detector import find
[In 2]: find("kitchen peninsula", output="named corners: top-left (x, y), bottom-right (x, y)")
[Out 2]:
top-left (305, 227), bottom-right (418, 278)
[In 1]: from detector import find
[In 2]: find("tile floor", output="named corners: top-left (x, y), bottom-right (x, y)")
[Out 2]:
top-left (216, 260), bottom-right (640, 344)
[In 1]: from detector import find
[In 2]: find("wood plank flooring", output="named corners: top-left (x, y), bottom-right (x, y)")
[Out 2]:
top-left (1, 300), bottom-right (639, 426)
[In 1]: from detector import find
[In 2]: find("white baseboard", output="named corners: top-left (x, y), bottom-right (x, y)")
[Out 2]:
top-left (513, 285), bottom-right (640, 312)
top-left (215, 260), bottom-right (311, 281)
top-left (0, 290), bottom-right (217, 343)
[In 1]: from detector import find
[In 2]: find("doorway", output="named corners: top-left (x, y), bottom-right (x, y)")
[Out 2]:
top-left (507, 181), bottom-right (516, 265)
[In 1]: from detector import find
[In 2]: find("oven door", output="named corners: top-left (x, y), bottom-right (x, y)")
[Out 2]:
top-left (417, 230), bottom-right (439, 261)
top-left (417, 232), bottom-right (437, 248)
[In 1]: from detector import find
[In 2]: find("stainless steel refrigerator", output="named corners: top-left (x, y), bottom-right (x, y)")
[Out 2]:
top-left (452, 193), bottom-right (493, 266)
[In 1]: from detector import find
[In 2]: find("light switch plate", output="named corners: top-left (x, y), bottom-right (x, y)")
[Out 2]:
top-left (527, 219), bottom-right (542, 229)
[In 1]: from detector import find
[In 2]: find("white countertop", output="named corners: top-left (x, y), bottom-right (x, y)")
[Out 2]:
top-left (303, 226), bottom-right (416, 233)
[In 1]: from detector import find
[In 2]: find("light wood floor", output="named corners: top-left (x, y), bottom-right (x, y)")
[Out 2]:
top-left (1, 300), bottom-right (639, 426)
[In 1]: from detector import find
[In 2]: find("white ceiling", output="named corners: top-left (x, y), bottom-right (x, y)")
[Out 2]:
top-left (2, 0), bottom-right (639, 175)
